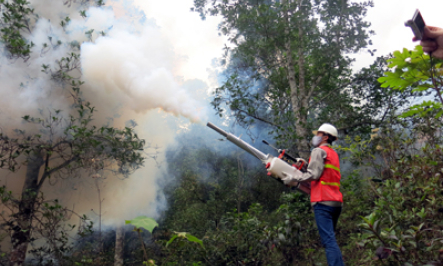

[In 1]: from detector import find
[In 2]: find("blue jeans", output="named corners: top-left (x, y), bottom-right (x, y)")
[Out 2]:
top-left (313, 203), bottom-right (345, 266)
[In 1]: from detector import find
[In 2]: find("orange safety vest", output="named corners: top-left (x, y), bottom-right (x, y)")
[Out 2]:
top-left (310, 145), bottom-right (343, 203)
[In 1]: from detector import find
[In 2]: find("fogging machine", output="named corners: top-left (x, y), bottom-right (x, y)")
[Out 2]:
top-left (206, 122), bottom-right (310, 194)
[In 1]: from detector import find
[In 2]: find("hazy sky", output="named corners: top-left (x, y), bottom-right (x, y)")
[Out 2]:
top-left (132, 0), bottom-right (443, 83)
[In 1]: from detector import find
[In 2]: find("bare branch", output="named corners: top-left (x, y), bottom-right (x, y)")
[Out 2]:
top-left (38, 156), bottom-right (79, 191)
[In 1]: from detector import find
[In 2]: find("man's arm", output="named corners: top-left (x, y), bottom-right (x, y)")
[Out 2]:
top-left (295, 148), bottom-right (327, 182)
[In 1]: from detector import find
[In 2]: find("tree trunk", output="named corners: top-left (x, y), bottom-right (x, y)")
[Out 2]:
top-left (114, 226), bottom-right (125, 266)
top-left (236, 156), bottom-right (244, 214)
top-left (293, 108), bottom-right (310, 159)
top-left (284, 0), bottom-right (311, 160)
top-left (9, 151), bottom-right (44, 266)
top-left (95, 178), bottom-right (103, 253)
top-left (293, 27), bottom-right (310, 160)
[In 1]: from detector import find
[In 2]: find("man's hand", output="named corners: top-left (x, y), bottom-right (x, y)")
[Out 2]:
top-left (415, 26), bottom-right (443, 59)
top-left (281, 175), bottom-right (300, 187)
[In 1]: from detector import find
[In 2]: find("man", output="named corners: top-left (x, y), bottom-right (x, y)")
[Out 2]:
top-left (282, 123), bottom-right (344, 266)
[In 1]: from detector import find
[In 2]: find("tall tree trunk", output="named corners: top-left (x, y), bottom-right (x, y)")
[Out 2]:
top-left (284, 0), bottom-right (311, 159)
top-left (9, 151), bottom-right (44, 266)
top-left (95, 178), bottom-right (103, 253)
top-left (294, 21), bottom-right (310, 160)
top-left (114, 226), bottom-right (125, 266)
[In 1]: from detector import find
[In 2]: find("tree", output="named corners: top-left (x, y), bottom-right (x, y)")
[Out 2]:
top-left (0, 1), bottom-right (145, 265)
top-left (193, 0), bottom-right (374, 158)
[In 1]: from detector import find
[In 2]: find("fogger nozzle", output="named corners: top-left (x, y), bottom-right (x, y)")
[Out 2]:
top-left (207, 122), bottom-right (228, 138)
top-left (206, 122), bottom-right (267, 161)
top-left (206, 122), bottom-right (310, 195)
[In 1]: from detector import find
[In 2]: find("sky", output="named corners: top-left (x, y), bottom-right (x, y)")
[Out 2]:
top-left (352, 0), bottom-right (443, 70)
top-left (132, 0), bottom-right (443, 82)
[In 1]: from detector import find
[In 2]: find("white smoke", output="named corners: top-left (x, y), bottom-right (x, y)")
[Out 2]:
top-left (0, 18), bottom-right (70, 130)
top-left (0, 0), bottom-right (215, 227)
top-left (67, 5), bottom-right (207, 123)
top-left (80, 14), bottom-right (207, 122)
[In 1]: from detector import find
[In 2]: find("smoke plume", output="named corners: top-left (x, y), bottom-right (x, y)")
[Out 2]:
top-left (0, 0), bottom-right (214, 227)
top-left (79, 7), bottom-right (207, 123)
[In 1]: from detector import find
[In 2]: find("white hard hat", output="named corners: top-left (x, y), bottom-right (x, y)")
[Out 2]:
top-left (313, 123), bottom-right (338, 138)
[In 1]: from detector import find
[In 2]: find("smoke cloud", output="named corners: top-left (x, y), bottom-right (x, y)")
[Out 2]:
top-left (0, 0), bottom-right (216, 228)
top-left (79, 7), bottom-right (207, 123)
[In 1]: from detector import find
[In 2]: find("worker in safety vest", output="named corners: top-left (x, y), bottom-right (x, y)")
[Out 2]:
top-left (281, 123), bottom-right (344, 266)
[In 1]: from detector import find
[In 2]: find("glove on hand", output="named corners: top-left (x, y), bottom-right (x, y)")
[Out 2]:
top-left (281, 175), bottom-right (300, 187)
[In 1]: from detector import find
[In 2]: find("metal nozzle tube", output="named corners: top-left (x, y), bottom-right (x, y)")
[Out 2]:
top-left (207, 122), bottom-right (268, 161)
top-left (206, 122), bottom-right (228, 138)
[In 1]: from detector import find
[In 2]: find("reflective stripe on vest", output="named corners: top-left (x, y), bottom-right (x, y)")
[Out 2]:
top-left (320, 180), bottom-right (340, 187)
top-left (324, 164), bottom-right (340, 172)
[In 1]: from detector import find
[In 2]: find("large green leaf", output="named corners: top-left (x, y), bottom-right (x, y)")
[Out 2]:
top-left (125, 216), bottom-right (158, 233)
top-left (185, 234), bottom-right (204, 248)
top-left (166, 231), bottom-right (204, 248)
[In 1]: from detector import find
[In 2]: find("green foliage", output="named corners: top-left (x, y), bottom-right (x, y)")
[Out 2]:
top-left (126, 216), bottom-right (159, 233)
top-left (349, 56), bottom-right (419, 136)
top-left (162, 141), bottom-right (287, 234)
top-left (338, 117), bottom-right (443, 265)
top-left (379, 47), bottom-right (431, 90)
top-left (166, 232), bottom-right (204, 248)
top-left (0, 101), bottom-right (146, 177)
top-left (198, 203), bottom-right (288, 265)
top-left (0, 0), bottom-right (35, 59)
top-left (125, 216), bottom-right (204, 264)
top-left (378, 46), bottom-right (443, 118)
